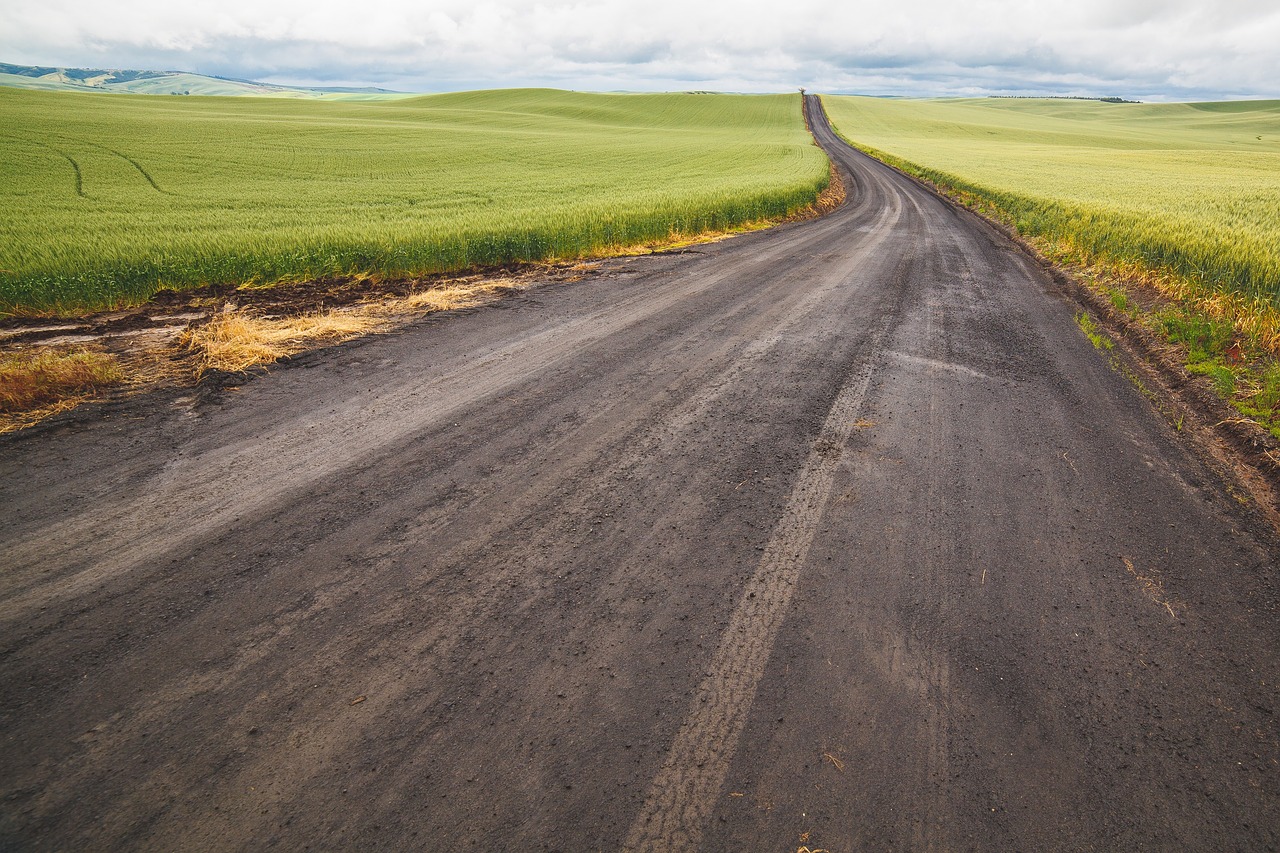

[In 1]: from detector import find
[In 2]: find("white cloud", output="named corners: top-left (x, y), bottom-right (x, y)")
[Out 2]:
top-left (1, 0), bottom-right (1277, 99)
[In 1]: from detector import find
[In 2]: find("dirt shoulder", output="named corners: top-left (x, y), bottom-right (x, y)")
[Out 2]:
top-left (1048, 251), bottom-right (1280, 531)
top-left (0, 263), bottom-right (597, 434)
top-left (1004, 225), bottom-right (1280, 532)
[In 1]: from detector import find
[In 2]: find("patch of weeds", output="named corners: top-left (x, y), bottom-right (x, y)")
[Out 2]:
top-left (1144, 304), bottom-right (1280, 438)
top-left (1076, 311), bottom-right (1113, 350)
top-left (1155, 309), bottom-right (1234, 365)
top-left (1237, 363), bottom-right (1280, 440)
top-left (1107, 286), bottom-right (1131, 314)
top-left (0, 348), bottom-right (123, 412)
top-left (1187, 359), bottom-right (1238, 397)
top-left (1258, 363), bottom-right (1280, 413)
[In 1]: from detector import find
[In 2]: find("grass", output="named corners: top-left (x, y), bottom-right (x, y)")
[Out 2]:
top-left (822, 95), bottom-right (1280, 440)
top-left (1156, 310), bottom-right (1235, 365)
top-left (1075, 312), bottom-right (1113, 351)
top-left (0, 348), bottom-right (123, 412)
top-left (0, 88), bottom-right (829, 315)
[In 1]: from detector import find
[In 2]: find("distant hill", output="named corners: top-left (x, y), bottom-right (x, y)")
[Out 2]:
top-left (0, 62), bottom-right (407, 99)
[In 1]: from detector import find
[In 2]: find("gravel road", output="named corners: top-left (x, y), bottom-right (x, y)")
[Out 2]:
top-left (2, 96), bottom-right (1277, 851)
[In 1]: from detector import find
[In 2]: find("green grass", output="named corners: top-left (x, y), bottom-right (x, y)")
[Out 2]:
top-left (0, 88), bottom-right (828, 314)
top-left (1240, 364), bottom-right (1280, 427)
top-left (1156, 310), bottom-right (1235, 364)
top-left (1075, 311), bottom-right (1114, 351)
top-left (820, 95), bottom-right (1280, 304)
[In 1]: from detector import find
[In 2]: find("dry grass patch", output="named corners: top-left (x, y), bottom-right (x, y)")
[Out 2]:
top-left (798, 160), bottom-right (847, 219)
top-left (0, 269), bottom-right (547, 431)
top-left (181, 277), bottom-right (531, 374)
top-left (404, 278), bottom-right (522, 311)
top-left (0, 348), bottom-right (123, 413)
top-left (179, 306), bottom-right (387, 374)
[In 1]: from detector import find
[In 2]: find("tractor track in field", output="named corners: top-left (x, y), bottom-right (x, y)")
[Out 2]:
top-left (1, 96), bottom-right (1278, 851)
top-left (3, 133), bottom-right (86, 198)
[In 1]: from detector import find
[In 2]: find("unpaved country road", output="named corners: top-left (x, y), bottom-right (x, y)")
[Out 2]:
top-left (3, 97), bottom-right (1278, 852)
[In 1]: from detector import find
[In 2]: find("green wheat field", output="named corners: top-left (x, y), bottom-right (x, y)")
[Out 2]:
top-left (0, 88), bottom-right (828, 314)
top-left (821, 95), bottom-right (1280, 305)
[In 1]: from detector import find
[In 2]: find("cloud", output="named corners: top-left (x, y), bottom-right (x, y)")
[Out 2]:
top-left (1, 0), bottom-right (1277, 99)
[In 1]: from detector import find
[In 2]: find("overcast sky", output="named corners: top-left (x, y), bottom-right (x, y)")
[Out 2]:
top-left (3, 0), bottom-right (1277, 100)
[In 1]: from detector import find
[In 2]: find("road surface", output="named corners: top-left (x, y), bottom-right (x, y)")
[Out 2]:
top-left (2, 96), bottom-right (1277, 851)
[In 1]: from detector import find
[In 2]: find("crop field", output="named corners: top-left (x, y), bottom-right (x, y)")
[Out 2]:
top-left (0, 89), bottom-right (828, 314)
top-left (821, 95), bottom-right (1280, 306)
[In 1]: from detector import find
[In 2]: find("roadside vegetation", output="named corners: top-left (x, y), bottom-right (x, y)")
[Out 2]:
top-left (179, 275), bottom-right (527, 374)
top-left (822, 95), bottom-right (1280, 438)
top-left (0, 267), bottom-right (574, 433)
top-left (1, 88), bottom-right (829, 315)
top-left (0, 349), bottom-right (122, 413)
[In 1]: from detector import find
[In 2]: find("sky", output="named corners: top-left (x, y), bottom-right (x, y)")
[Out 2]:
top-left (2, 0), bottom-right (1278, 100)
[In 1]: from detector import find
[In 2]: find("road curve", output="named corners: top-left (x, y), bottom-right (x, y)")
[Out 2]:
top-left (2, 96), bottom-right (1277, 851)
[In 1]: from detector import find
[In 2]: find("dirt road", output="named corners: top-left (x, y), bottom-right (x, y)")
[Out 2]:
top-left (2, 98), bottom-right (1278, 851)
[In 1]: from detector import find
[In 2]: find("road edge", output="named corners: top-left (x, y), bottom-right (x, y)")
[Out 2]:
top-left (810, 94), bottom-right (1280, 537)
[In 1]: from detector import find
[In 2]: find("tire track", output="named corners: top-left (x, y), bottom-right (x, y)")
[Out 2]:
top-left (623, 326), bottom-right (886, 853)
top-left (64, 151), bottom-right (84, 198)
top-left (108, 148), bottom-right (171, 194)
top-left (7, 130), bottom-right (172, 195)
top-left (57, 133), bottom-right (173, 194)
top-left (1, 133), bottom-right (84, 198)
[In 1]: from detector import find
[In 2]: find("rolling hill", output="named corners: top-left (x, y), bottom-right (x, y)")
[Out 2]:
top-left (0, 62), bottom-right (404, 99)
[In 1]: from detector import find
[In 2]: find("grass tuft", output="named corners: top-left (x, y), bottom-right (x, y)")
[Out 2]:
top-left (1107, 287), bottom-right (1131, 314)
top-left (1075, 312), bottom-right (1113, 350)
